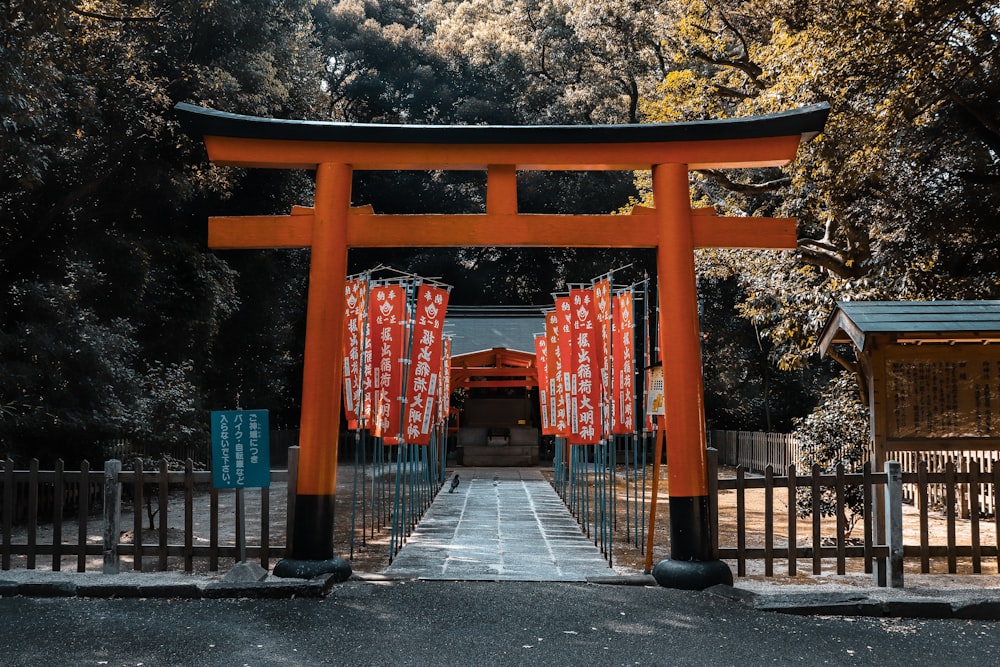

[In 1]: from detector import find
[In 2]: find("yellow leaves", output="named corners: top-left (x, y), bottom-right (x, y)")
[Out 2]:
top-left (640, 70), bottom-right (724, 123)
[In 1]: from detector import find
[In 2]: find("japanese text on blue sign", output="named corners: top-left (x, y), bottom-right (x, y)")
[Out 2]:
top-left (211, 410), bottom-right (270, 488)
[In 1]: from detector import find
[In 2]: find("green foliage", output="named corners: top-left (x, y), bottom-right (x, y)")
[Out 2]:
top-left (0, 263), bottom-right (141, 465)
top-left (792, 371), bottom-right (871, 531)
top-left (699, 274), bottom-right (832, 430)
top-left (0, 0), bottom-right (322, 463)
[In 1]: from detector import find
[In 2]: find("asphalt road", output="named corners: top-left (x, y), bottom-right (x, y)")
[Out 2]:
top-left (2, 580), bottom-right (1000, 667)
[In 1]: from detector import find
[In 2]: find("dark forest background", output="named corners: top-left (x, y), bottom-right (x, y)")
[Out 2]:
top-left (2, 1), bottom-right (997, 464)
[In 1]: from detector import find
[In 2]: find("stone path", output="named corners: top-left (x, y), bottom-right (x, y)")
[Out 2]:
top-left (384, 468), bottom-right (614, 581)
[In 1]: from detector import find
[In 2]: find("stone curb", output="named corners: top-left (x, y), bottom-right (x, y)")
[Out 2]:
top-left (4, 575), bottom-right (1000, 618)
top-left (703, 585), bottom-right (1000, 620)
top-left (586, 575), bottom-right (659, 586)
top-left (0, 575), bottom-right (338, 600)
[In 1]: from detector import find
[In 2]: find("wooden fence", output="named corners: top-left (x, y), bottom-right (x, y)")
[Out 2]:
top-left (897, 450), bottom-right (1000, 518)
top-left (708, 448), bottom-right (891, 581)
top-left (709, 430), bottom-right (799, 473)
top-left (898, 458), bottom-right (1000, 575)
top-left (710, 449), bottom-right (1000, 584)
top-left (1, 459), bottom-right (104, 572)
top-left (1, 450), bottom-right (298, 573)
top-left (711, 431), bottom-right (999, 520)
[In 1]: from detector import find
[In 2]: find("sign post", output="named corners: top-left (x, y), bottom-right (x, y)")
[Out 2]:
top-left (211, 409), bottom-right (270, 564)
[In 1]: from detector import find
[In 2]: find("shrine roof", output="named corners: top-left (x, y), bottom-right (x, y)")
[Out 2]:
top-left (445, 306), bottom-right (545, 357)
top-left (819, 301), bottom-right (1000, 354)
top-left (175, 102), bottom-right (829, 146)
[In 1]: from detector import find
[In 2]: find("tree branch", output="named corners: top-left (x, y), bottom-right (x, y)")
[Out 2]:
top-left (797, 208), bottom-right (872, 280)
top-left (933, 71), bottom-right (1000, 139)
top-left (698, 169), bottom-right (791, 193)
top-left (71, 7), bottom-right (163, 23)
top-left (689, 47), bottom-right (764, 84)
top-left (688, 5), bottom-right (764, 84)
top-left (712, 83), bottom-right (756, 100)
top-left (716, 11), bottom-right (760, 78)
top-left (797, 238), bottom-right (869, 279)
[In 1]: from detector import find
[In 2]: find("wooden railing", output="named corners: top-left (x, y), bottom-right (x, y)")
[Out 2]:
top-left (899, 458), bottom-right (1000, 574)
top-left (1, 459), bottom-right (104, 571)
top-left (708, 448), bottom-right (891, 581)
top-left (1, 449), bottom-right (298, 573)
top-left (710, 448), bottom-right (1000, 585)
top-left (711, 432), bottom-right (1000, 521)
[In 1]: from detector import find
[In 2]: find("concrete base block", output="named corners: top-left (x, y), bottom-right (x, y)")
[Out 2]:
top-left (651, 558), bottom-right (733, 591)
top-left (273, 557), bottom-right (352, 582)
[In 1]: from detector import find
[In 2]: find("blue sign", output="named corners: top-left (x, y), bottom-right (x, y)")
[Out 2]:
top-left (211, 410), bottom-right (270, 489)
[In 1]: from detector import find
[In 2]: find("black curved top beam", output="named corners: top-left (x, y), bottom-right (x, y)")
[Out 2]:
top-left (174, 102), bottom-right (830, 146)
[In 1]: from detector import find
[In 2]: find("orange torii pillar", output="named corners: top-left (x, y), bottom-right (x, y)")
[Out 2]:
top-left (650, 163), bottom-right (724, 586)
top-left (292, 162), bottom-right (351, 568)
top-left (175, 101), bottom-right (829, 588)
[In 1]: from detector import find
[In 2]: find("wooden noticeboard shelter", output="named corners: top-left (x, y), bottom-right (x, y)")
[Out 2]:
top-left (819, 301), bottom-right (1000, 466)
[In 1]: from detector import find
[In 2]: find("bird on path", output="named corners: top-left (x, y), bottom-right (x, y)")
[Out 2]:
top-left (448, 473), bottom-right (460, 493)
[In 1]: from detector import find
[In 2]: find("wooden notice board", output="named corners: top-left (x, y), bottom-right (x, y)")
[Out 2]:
top-left (819, 301), bottom-right (1000, 460)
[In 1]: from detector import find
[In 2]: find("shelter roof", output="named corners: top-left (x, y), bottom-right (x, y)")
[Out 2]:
top-left (451, 347), bottom-right (537, 369)
top-left (819, 301), bottom-right (1000, 355)
top-left (445, 306), bottom-right (545, 357)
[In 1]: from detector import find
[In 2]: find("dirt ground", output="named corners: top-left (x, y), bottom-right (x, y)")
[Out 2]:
top-left (4, 462), bottom-right (996, 581)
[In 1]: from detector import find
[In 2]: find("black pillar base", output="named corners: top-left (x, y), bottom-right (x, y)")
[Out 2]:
top-left (651, 494), bottom-right (732, 590)
top-left (275, 492), bottom-right (351, 581)
top-left (291, 493), bottom-right (337, 560)
top-left (669, 495), bottom-right (712, 561)
top-left (273, 556), bottom-right (352, 582)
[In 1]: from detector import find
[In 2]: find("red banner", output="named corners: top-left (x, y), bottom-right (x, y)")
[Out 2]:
top-left (534, 333), bottom-right (551, 434)
top-left (403, 285), bottom-right (449, 444)
top-left (439, 337), bottom-right (452, 424)
top-left (593, 278), bottom-right (611, 372)
top-left (361, 314), bottom-right (373, 428)
top-left (569, 287), bottom-right (600, 444)
top-left (342, 278), bottom-right (368, 429)
top-left (555, 298), bottom-right (573, 437)
top-left (612, 290), bottom-right (636, 434)
top-left (368, 284), bottom-right (406, 439)
top-left (594, 278), bottom-right (612, 438)
top-left (545, 311), bottom-right (565, 436)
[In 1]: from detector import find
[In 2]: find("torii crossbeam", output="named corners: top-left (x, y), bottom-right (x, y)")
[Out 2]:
top-left (176, 101), bottom-right (829, 588)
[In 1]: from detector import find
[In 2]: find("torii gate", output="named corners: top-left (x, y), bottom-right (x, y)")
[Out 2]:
top-left (176, 101), bottom-right (829, 589)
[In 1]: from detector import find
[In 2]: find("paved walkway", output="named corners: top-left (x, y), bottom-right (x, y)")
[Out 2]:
top-left (384, 468), bottom-right (615, 581)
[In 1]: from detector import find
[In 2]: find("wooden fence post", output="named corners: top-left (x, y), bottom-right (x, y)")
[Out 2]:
top-left (884, 460), bottom-right (904, 588)
top-left (286, 446), bottom-right (299, 557)
top-left (2, 459), bottom-right (13, 570)
top-left (707, 448), bottom-right (719, 559)
top-left (27, 459), bottom-right (38, 569)
top-left (103, 459), bottom-right (122, 574)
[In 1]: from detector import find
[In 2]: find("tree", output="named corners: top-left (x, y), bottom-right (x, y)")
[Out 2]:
top-left (1, 0), bottom-right (325, 462)
top-left (642, 0), bottom-right (1000, 371)
top-left (314, 0), bottom-right (649, 304)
